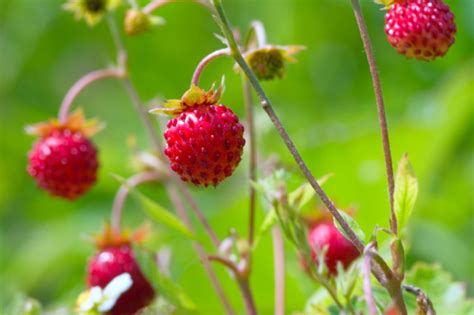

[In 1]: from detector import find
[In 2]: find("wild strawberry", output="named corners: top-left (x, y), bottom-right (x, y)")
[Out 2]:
top-left (26, 110), bottom-right (101, 200)
top-left (308, 220), bottom-right (360, 275)
top-left (151, 84), bottom-right (245, 186)
top-left (384, 0), bottom-right (456, 61)
top-left (86, 226), bottom-right (155, 315)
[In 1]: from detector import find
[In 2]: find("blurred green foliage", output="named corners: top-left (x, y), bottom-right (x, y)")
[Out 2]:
top-left (0, 0), bottom-right (472, 313)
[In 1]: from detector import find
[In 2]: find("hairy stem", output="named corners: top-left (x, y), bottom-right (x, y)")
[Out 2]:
top-left (402, 284), bottom-right (436, 315)
top-left (272, 226), bottom-right (285, 315)
top-left (111, 171), bottom-right (162, 234)
top-left (58, 68), bottom-right (125, 123)
top-left (212, 0), bottom-right (364, 253)
top-left (350, 0), bottom-right (397, 234)
top-left (191, 48), bottom-right (230, 86)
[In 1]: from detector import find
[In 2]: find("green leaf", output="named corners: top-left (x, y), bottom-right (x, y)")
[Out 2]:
top-left (252, 208), bottom-right (278, 250)
top-left (135, 247), bottom-right (198, 313)
top-left (405, 263), bottom-right (474, 315)
top-left (113, 175), bottom-right (195, 240)
top-left (394, 154), bottom-right (418, 233)
top-left (333, 211), bottom-right (366, 243)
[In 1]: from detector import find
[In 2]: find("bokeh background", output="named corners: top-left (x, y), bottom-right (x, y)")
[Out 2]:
top-left (0, 0), bottom-right (473, 313)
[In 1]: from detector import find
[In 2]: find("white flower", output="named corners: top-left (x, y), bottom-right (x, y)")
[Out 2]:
top-left (77, 273), bottom-right (133, 315)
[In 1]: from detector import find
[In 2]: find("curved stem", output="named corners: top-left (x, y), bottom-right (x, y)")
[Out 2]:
top-left (402, 284), bottom-right (436, 315)
top-left (272, 226), bottom-right (285, 315)
top-left (58, 68), bottom-right (125, 123)
top-left (143, 0), bottom-right (211, 14)
top-left (249, 20), bottom-right (267, 48)
top-left (211, 0), bottom-right (365, 253)
top-left (350, 0), bottom-right (397, 234)
top-left (191, 48), bottom-right (230, 86)
top-left (111, 171), bottom-right (162, 234)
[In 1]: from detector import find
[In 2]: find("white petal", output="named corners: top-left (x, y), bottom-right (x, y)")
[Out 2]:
top-left (103, 273), bottom-right (133, 298)
top-left (80, 287), bottom-right (103, 311)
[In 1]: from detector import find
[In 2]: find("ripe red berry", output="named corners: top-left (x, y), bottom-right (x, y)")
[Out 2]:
top-left (308, 220), bottom-right (360, 275)
top-left (385, 0), bottom-right (456, 61)
top-left (27, 128), bottom-right (98, 200)
top-left (164, 104), bottom-right (245, 186)
top-left (87, 245), bottom-right (155, 315)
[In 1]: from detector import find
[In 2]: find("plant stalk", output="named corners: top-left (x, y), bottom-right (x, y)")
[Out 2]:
top-left (242, 76), bottom-right (258, 252)
top-left (272, 226), bottom-right (285, 315)
top-left (191, 48), bottom-right (230, 86)
top-left (105, 15), bottom-right (234, 314)
top-left (211, 0), bottom-right (365, 253)
top-left (58, 68), bottom-right (125, 123)
top-left (350, 0), bottom-right (397, 234)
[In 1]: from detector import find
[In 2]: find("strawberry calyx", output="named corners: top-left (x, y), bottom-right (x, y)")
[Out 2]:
top-left (149, 83), bottom-right (224, 116)
top-left (92, 223), bottom-right (151, 250)
top-left (25, 109), bottom-right (103, 138)
top-left (302, 207), bottom-right (356, 228)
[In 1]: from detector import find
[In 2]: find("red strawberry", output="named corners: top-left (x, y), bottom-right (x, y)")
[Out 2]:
top-left (153, 84), bottom-right (245, 186)
top-left (87, 245), bottom-right (155, 315)
top-left (384, 0), bottom-right (456, 61)
top-left (26, 110), bottom-right (101, 200)
top-left (308, 220), bottom-right (360, 275)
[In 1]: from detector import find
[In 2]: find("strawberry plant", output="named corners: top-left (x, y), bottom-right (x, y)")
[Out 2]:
top-left (3, 0), bottom-right (471, 314)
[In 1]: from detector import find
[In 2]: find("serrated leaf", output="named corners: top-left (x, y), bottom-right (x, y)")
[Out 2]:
top-left (135, 248), bottom-right (198, 313)
top-left (404, 263), bottom-right (474, 315)
top-left (394, 154), bottom-right (418, 233)
top-left (113, 175), bottom-right (195, 240)
top-left (333, 211), bottom-right (366, 243)
top-left (252, 208), bottom-right (278, 250)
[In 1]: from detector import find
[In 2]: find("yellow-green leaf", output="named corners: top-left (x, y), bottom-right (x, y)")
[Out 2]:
top-left (394, 154), bottom-right (418, 234)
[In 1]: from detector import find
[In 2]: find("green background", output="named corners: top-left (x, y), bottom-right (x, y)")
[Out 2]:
top-left (0, 0), bottom-right (473, 313)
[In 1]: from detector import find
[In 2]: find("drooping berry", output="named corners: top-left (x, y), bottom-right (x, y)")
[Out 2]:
top-left (152, 84), bottom-right (245, 187)
top-left (87, 245), bottom-right (155, 315)
top-left (308, 220), bottom-right (360, 275)
top-left (384, 0), bottom-right (456, 61)
top-left (26, 110), bottom-right (101, 200)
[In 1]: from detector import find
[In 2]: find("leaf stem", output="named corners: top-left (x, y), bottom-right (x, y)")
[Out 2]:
top-left (58, 68), bottom-right (125, 123)
top-left (349, 0), bottom-right (397, 234)
top-left (191, 48), bottom-right (230, 86)
top-left (111, 171), bottom-right (162, 234)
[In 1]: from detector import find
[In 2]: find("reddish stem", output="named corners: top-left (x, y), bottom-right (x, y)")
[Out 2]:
top-left (272, 226), bottom-right (285, 315)
top-left (111, 171), bottom-right (162, 234)
top-left (191, 48), bottom-right (230, 86)
top-left (58, 68), bottom-right (125, 123)
top-left (362, 245), bottom-right (378, 315)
